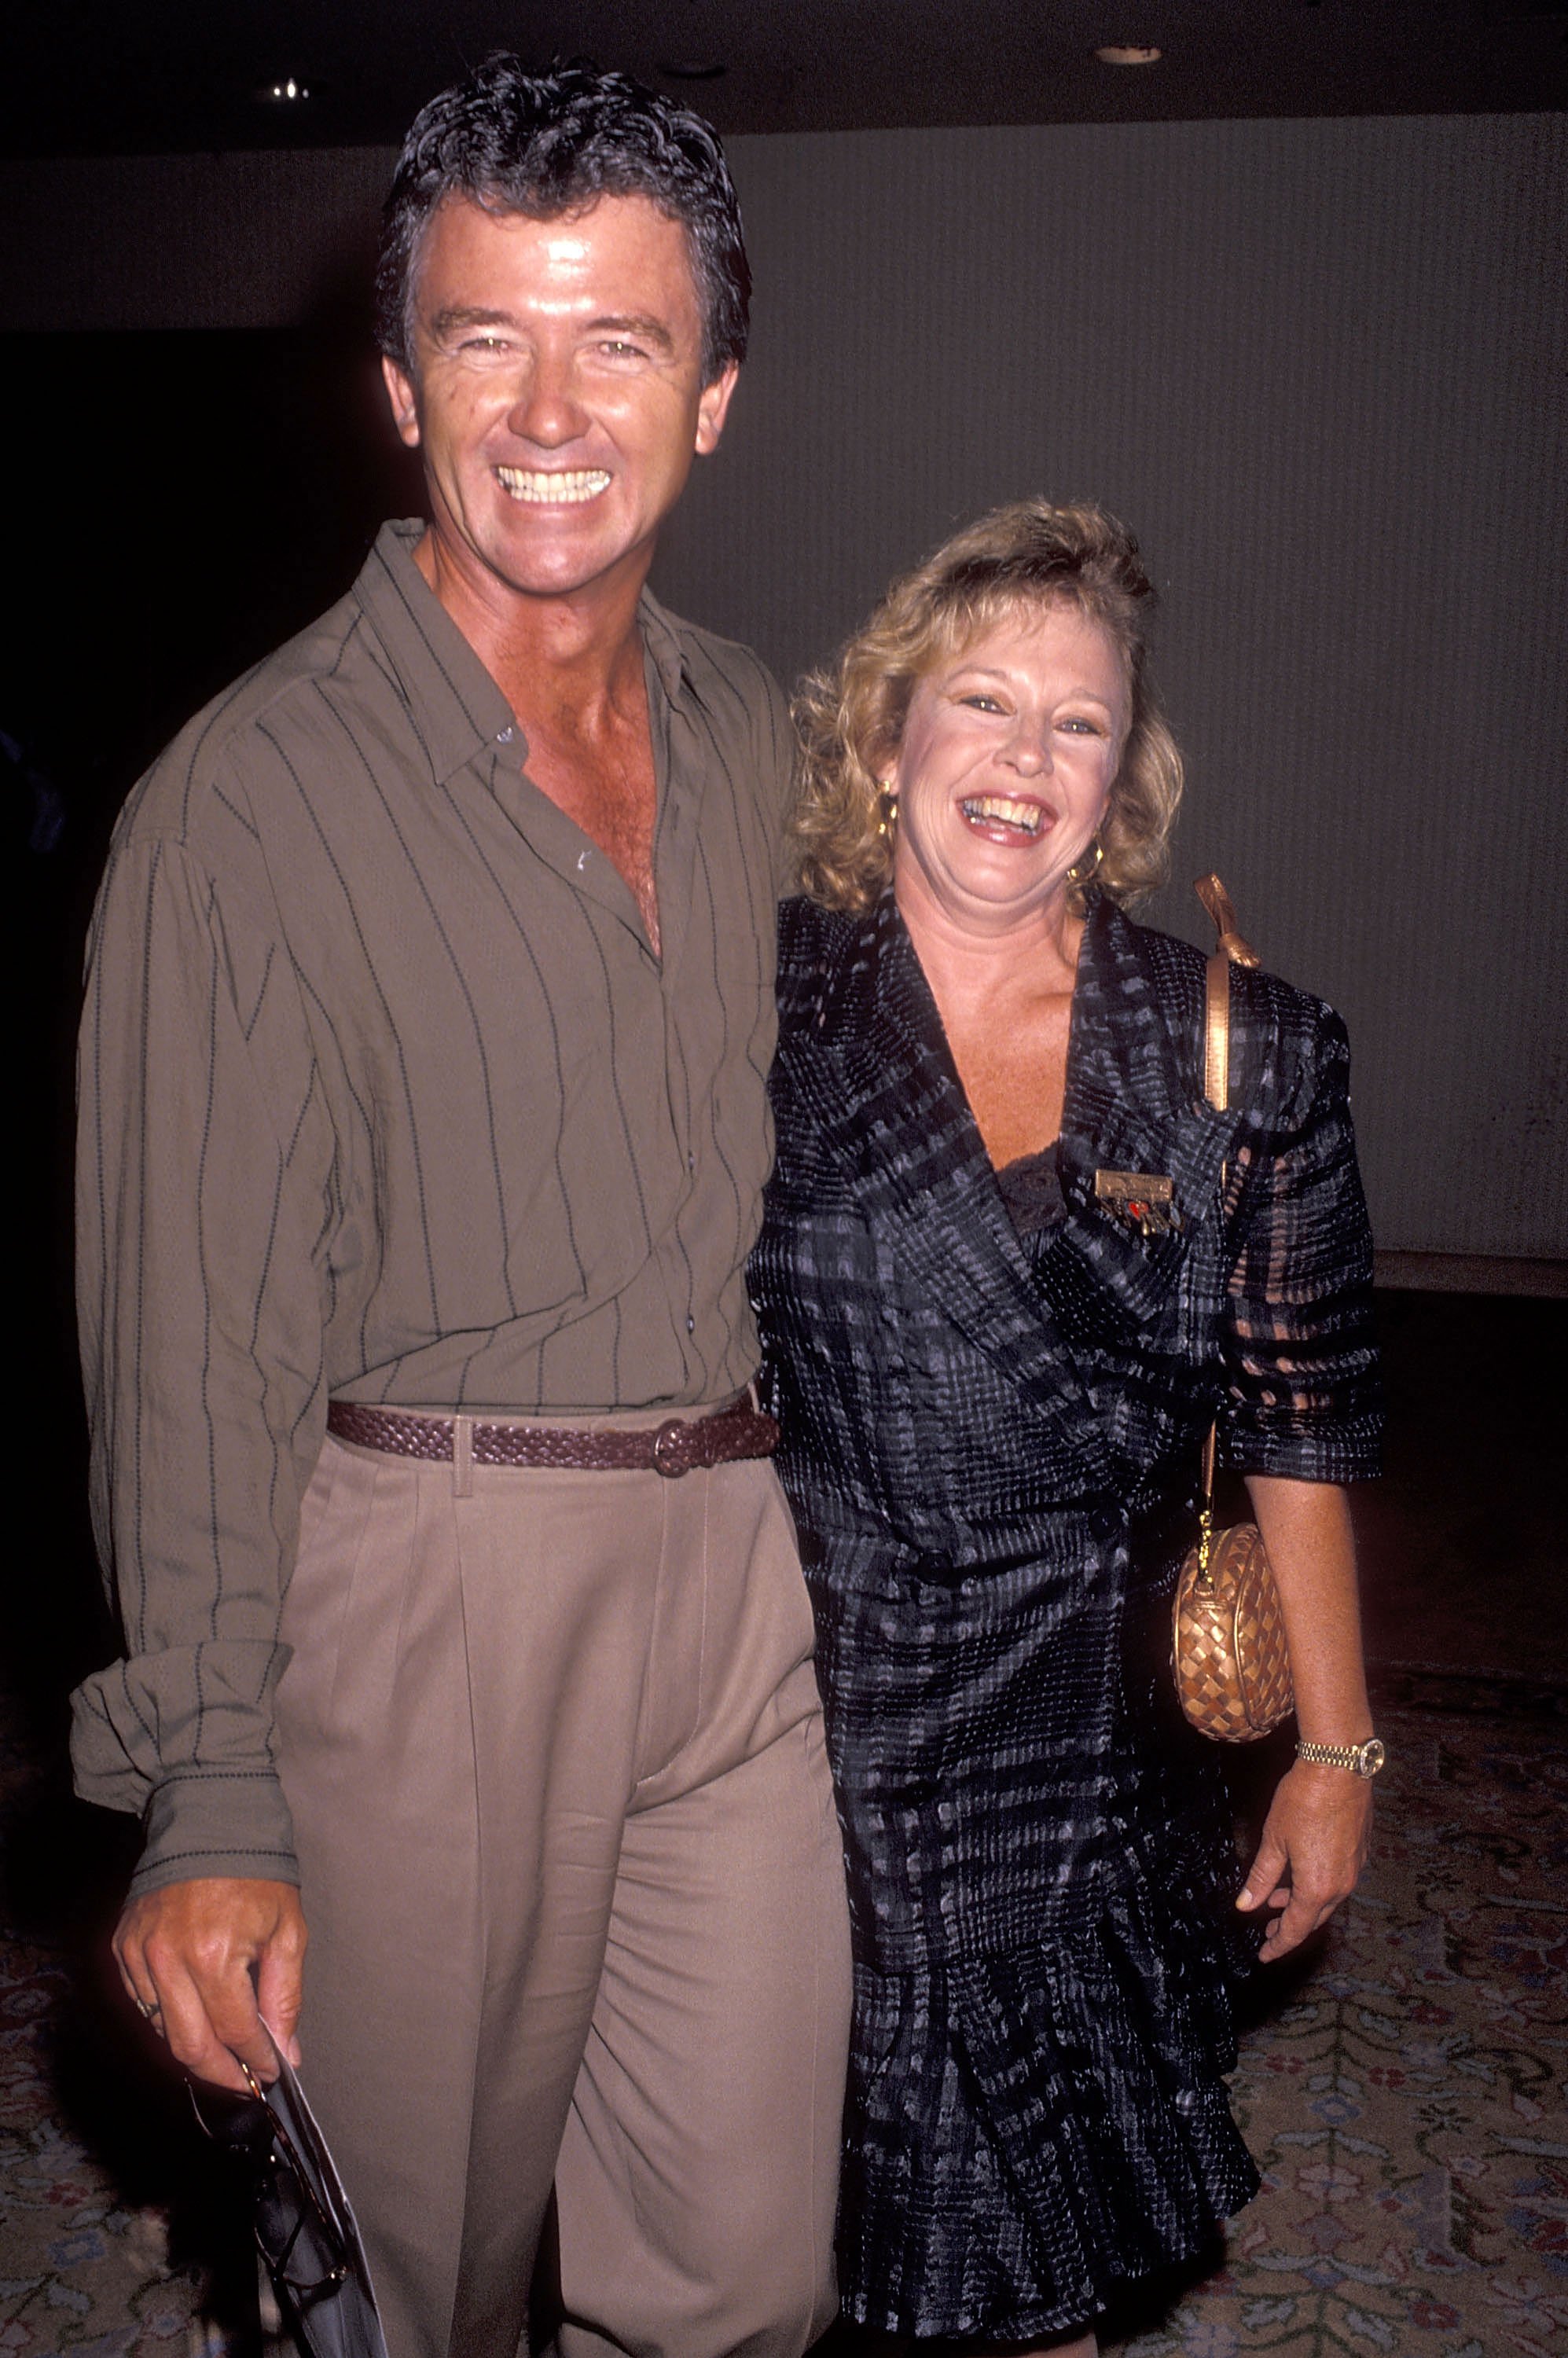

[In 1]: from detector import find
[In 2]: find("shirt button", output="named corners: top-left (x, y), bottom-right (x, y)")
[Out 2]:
top-left (688, 1153), bottom-right (696, 1173)
top-left (496, 724), bottom-right (515, 744)
top-left (686, 1316), bottom-right (696, 1335)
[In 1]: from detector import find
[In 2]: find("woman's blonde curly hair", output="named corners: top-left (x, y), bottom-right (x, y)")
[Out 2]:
top-left (791, 499), bottom-right (1183, 915)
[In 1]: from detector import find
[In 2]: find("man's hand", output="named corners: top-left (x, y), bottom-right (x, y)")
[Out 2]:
top-left (114, 1878), bottom-right (307, 2091)
top-left (1236, 1758), bottom-right (1373, 1962)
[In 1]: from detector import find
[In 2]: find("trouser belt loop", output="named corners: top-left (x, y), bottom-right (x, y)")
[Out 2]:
top-left (453, 1415), bottom-right (475, 1498)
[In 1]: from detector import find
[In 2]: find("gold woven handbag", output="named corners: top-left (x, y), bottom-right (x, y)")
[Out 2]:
top-left (1171, 877), bottom-right (1296, 1743)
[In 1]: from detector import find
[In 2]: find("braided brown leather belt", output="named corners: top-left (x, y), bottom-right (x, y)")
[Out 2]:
top-left (325, 1392), bottom-right (779, 1478)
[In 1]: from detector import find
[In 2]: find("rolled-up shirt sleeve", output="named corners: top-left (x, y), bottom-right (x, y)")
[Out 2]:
top-left (74, 821), bottom-right (333, 1895)
top-left (1217, 997), bottom-right (1383, 1484)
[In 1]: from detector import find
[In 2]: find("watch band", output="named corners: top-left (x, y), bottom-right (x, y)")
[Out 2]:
top-left (1296, 1736), bottom-right (1386, 1778)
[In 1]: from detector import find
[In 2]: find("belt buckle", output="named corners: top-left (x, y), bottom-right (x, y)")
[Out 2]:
top-left (651, 1418), bottom-right (692, 1478)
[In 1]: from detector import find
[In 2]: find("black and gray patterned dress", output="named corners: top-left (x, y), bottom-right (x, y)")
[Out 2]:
top-left (748, 888), bottom-right (1382, 2341)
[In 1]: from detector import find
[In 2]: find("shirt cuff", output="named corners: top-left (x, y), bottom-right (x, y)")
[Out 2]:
top-left (129, 1768), bottom-right (300, 1897)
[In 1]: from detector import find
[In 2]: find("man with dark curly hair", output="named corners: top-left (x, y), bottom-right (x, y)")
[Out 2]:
top-left (75, 56), bottom-right (850, 2358)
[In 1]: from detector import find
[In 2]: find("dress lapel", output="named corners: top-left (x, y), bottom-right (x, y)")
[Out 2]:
top-left (1039, 894), bottom-right (1236, 1340)
top-left (792, 895), bottom-right (1114, 1487)
top-left (787, 891), bottom-right (1249, 1437)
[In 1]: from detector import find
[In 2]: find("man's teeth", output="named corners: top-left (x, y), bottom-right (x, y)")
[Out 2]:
top-left (494, 467), bottom-right (611, 504)
top-left (960, 795), bottom-right (1043, 836)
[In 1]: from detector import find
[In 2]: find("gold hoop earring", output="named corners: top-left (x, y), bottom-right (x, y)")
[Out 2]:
top-left (1066, 838), bottom-right (1103, 888)
top-left (877, 786), bottom-right (899, 840)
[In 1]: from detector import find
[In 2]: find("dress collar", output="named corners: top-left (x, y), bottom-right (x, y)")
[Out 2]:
top-left (779, 887), bottom-right (1237, 1446)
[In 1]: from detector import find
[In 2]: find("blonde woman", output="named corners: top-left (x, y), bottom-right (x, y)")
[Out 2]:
top-left (749, 502), bottom-right (1383, 2354)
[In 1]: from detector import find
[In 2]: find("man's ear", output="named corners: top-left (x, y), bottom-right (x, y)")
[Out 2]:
top-left (382, 354), bottom-right (422, 450)
top-left (694, 362), bottom-right (740, 457)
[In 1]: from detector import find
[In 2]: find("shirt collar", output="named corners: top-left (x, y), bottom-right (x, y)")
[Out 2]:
top-left (354, 521), bottom-right (700, 781)
top-left (351, 520), bottom-right (522, 784)
top-left (636, 586), bottom-right (697, 710)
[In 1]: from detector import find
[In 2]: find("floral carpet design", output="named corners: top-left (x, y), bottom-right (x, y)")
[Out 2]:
top-left (2, 1673), bottom-right (1564, 2357)
top-left (1109, 1672), bottom-right (1568, 2358)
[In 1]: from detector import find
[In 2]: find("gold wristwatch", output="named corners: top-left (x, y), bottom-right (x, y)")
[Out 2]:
top-left (1295, 1736), bottom-right (1386, 1778)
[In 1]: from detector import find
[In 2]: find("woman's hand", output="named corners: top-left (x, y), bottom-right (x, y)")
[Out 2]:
top-left (1236, 1474), bottom-right (1378, 1962)
top-left (1236, 1757), bottom-right (1373, 1960)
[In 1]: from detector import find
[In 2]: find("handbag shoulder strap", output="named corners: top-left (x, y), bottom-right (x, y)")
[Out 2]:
top-left (1193, 872), bottom-right (1260, 1114)
top-left (1192, 873), bottom-right (1262, 1534)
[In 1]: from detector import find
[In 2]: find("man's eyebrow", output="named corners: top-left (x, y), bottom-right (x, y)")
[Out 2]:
top-left (424, 307), bottom-right (680, 354)
top-left (428, 306), bottom-right (516, 342)
top-left (588, 313), bottom-right (678, 353)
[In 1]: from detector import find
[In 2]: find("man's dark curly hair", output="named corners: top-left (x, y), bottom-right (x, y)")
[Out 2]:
top-left (376, 55), bottom-right (750, 387)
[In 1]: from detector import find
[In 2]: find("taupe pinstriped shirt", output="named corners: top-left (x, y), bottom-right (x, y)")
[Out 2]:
top-left (73, 520), bottom-right (795, 1893)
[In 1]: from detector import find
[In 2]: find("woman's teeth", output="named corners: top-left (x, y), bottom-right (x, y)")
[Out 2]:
top-left (960, 795), bottom-right (1043, 836)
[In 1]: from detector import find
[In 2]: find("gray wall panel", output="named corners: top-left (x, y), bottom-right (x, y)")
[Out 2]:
top-left (655, 116), bottom-right (1567, 1260)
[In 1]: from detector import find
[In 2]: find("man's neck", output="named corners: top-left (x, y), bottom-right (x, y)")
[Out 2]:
top-left (412, 523), bottom-right (665, 950)
top-left (413, 527), bottom-right (651, 738)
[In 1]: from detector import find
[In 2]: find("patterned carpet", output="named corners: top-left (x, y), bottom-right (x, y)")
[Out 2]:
top-left (2, 1670), bottom-right (1564, 2358)
top-left (1103, 1669), bottom-right (1568, 2358)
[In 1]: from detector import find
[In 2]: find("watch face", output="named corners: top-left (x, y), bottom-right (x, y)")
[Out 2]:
top-left (1361, 1739), bottom-right (1386, 1776)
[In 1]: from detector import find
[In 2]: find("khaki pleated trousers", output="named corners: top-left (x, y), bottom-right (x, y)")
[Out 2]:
top-left (274, 1418), bottom-right (850, 2358)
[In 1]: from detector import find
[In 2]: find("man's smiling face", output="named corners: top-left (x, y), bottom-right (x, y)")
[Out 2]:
top-left (383, 190), bottom-right (736, 608)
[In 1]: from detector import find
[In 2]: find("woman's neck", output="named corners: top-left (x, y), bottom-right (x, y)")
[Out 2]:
top-left (895, 881), bottom-right (1087, 1166)
top-left (895, 878), bottom-right (1084, 1032)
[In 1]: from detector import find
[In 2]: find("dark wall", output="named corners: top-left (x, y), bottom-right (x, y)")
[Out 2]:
top-left (2, 325), bottom-right (420, 1705)
top-left (2, 329), bottom-right (417, 792)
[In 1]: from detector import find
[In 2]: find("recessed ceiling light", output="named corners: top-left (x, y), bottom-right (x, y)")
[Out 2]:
top-left (1093, 43), bottom-right (1162, 65)
top-left (659, 61), bottom-right (727, 81)
top-left (259, 75), bottom-right (311, 102)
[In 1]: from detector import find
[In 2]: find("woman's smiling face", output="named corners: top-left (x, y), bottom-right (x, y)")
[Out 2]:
top-left (887, 600), bottom-right (1131, 938)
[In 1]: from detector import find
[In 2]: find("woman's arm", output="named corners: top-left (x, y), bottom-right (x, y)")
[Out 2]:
top-left (1235, 1473), bottom-right (1376, 1960)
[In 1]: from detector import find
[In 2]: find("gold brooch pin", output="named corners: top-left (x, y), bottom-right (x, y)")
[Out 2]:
top-left (1094, 1170), bottom-right (1178, 1237)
